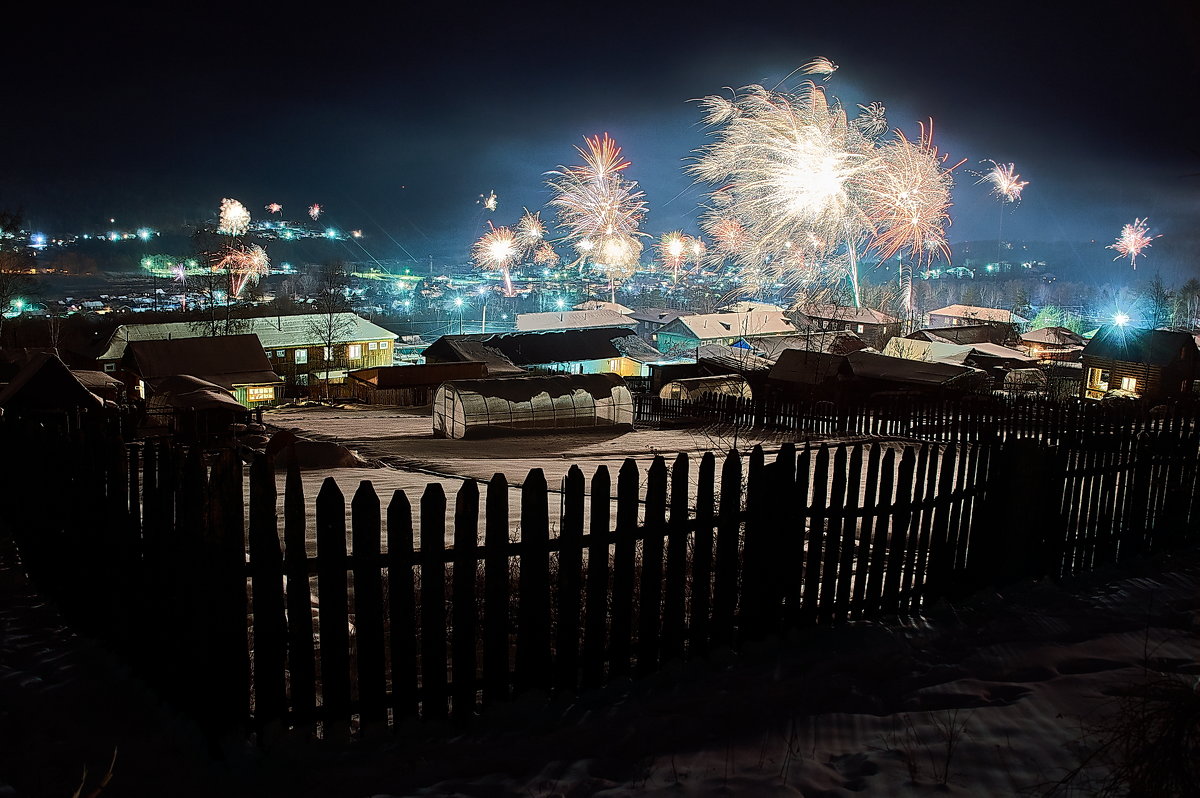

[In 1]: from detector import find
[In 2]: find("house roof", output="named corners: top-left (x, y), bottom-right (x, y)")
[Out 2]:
top-left (515, 309), bottom-right (633, 332)
top-left (1081, 326), bottom-right (1199, 366)
top-left (968, 342), bottom-right (1036, 362)
top-left (768, 349), bottom-right (848, 385)
top-left (662, 311), bottom-right (798, 341)
top-left (627, 307), bottom-right (686, 325)
top-left (927, 305), bottom-right (1027, 324)
top-left (718, 300), bottom-right (787, 313)
top-left (148, 375), bottom-right (249, 413)
top-left (0, 352), bottom-right (104, 410)
top-left (424, 327), bottom-right (630, 369)
top-left (746, 331), bottom-right (868, 361)
top-left (696, 344), bottom-right (774, 374)
top-left (1022, 326), bottom-right (1087, 347)
top-left (909, 325), bottom-right (1009, 345)
top-left (612, 334), bottom-right (673, 364)
top-left (123, 334), bottom-right (284, 391)
top-left (573, 300), bottom-right (633, 314)
top-left (882, 338), bottom-right (974, 365)
top-left (797, 304), bottom-right (900, 326)
top-left (99, 313), bottom-right (398, 360)
top-left (349, 362), bottom-right (488, 387)
top-left (422, 339), bottom-right (525, 375)
top-left (845, 350), bottom-right (977, 386)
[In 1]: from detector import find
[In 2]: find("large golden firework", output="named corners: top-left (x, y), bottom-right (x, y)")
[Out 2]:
top-left (218, 198), bottom-right (251, 236)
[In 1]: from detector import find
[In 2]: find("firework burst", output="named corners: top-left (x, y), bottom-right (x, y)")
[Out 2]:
top-left (657, 231), bottom-right (688, 279)
top-left (533, 242), bottom-right (560, 268)
top-left (1108, 218), bottom-right (1160, 269)
top-left (516, 209), bottom-right (547, 249)
top-left (546, 133), bottom-right (648, 277)
top-left (265, 202), bottom-right (283, 214)
top-left (308, 203), bottom-right (322, 221)
top-left (801, 56), bottom-right (838, 79)
top-left (472, 222), bottom-right (519, 296)
top-left (218, 198), bottom-right (251, 236)
top-left (976, 160), bottom-right (1028, 203)
top-left (480, 190), bottom-right (498, 212)
top-left (853, 102), bottom-right (888, 139)
top-left (215, 243), bottom-right (270, 297)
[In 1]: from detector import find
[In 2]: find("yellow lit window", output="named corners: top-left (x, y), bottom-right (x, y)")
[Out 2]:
top-left (1120, 376), bottom-right (1137, 392)
top-left (348, 344), bottom-right (363, 359)
top-left (246, 386), bottom-right (275, 403)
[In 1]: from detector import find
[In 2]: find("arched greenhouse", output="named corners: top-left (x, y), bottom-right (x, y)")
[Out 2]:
top-left (432, 373), bottom-right (634, 439)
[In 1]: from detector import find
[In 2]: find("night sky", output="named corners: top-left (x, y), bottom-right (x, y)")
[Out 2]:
top-left (5, 1), bottom-right (1198, 270)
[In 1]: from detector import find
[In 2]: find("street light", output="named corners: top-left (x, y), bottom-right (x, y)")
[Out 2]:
top-left (1113, 312), bottom-right (1131, 327)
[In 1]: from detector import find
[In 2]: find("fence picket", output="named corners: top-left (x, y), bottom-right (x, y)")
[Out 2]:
top-left (711, 451), bottom-right (742, 650)
top-left (419, 483), bottom-right (448, 722)
top-left (248, 453), bottom-right (286, 742)
top-left (661, 454), bottom-right (689, 663)
top-left (582, 466), bottom-right (610, 688)
top-left (482, 474), bottom-right (510, 706)
top-left (555, 466), bottom-right (585, 693)
top-left (609, 459), bottom-right (640, 679)
top-left (516, 470), bottom-right (552, 694)
top-left (387, 490), bottom-right (418, 721)
top-left (283, 458), bottom-right (316, 734)
top-left (689, 453), bottom-right (716, 656)
top-left (637, 457), bottom-right (668, 675)
top-left (351, 481), bottom-right (387, 732)
top-left (315, 478), bottom-right (352, 739)
top-left (451, 480), bottom-right (479, 724)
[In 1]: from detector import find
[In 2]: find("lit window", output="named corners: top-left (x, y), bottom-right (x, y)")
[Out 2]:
top-left (276, 350), bottom-right (285, 358)
top-left (294, 348), bottom-right (307, 364)
top-left (348, 344), bottom-right (363, 359)
top-left (1120, 376), bottom-right (1137, 392)
top-left (296, 374), bottom-right (308, 386)
top-left (856, 324), bottom-right (864, 334)
top-left (103, 362), bottom-right (115, 373)
top-left (368, 341), bottom-right (378, 350)
top-left (323, 346), bottom-right (333, 360)
top-left (1088, 368), bottom-right (1110, 391)
top-left (379, 341), bottom-right (389, 349)
top-left (246, 386), bottom-right (275, 403)
top-left (264, 349), bottom-right (272, 358)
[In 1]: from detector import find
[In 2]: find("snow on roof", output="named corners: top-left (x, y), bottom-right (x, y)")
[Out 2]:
top-left (1021, 326), bottom-right (1087, 347)
top-left (927, 305), bottom-right (1028, 324)
top-left (798, 304), bottom-right (899, 325)
top-left (99, 313), bottom-right (398, 360)
top-left (882, 337), bottom-right (973, 365)
top-left (668, 311), bottom-right (798, 340)
top-left (515, 309), bottom-right (633, 332)
top-left (572, 300), bottom-right (633, 314)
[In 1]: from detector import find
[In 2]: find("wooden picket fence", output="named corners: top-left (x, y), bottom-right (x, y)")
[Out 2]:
top-left (3, 407), bottom-right (1199, 745)
top-left (634, 392), bottom-right (1200, 446)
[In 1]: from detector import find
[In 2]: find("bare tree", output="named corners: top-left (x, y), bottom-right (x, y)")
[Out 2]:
top-left (305, 261), bottom-right (355, 398)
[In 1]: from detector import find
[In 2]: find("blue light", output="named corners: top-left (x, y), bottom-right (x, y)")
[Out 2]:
top-left (325, 228), bottom-right (338, 238)
top-left (30, 233), bottom-right (46, 248)
top-left (1113, 313), bottom-right (1131, 327)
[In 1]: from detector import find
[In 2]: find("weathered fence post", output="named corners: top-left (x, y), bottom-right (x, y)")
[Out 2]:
top-left (451, 480), bottom-right (479, 724)
top-left (609, 459), bottom-right (640, 679)
top-left (711, 450), bottom-right (742, 649)
top-left (352, 480), bottom-right (387, 733)
top-left (387, 489), bottom-right (418, 722)
top-left (581, 466), bottom-right (610, 688)
top-left (248, 452), bottom-right (287, 745)
top-left (660, 453), bottom-right (690, 664)
top-left (555, 467), bottom-right (585, 694)
top-left (689, 453), bottom-right (716, 656)
top-left (316, 477), bottom-right (351, 740)
top-left (515, 469), bottom-right (552, 695)
top-left (482, 474), bottom-right (510, 705)
top-left (283, 457), bottom-right (316, 736)
top-left (419, 483), bottom-right (448, 722)
top-left (637, 457), bottom-right (668, 676)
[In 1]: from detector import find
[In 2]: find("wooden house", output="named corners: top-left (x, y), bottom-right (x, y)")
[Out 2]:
top-left (423, 327), bottom-right (636, 375)
top-left (793, 304), bottom-right (901, 348)
top-left (348, 362), bottom-right (488, 406)
top-left (654, 310), bottom-right (798, 355)
top-left (1080, 326), bottom-right (1198, 402)
top-left (927, 305), bottom-right (1028, 331)
top-left (120, 334), bottom-right (284, 408)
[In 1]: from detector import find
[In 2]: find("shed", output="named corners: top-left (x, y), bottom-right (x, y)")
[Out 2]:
top-left (348, 362), bottom-right (488, 406)
top-left (432, 373), bottom-right (633, 439)
top-left (1080, 326), bottom-right (1198, 401)
top-left (659, 374), bottom-right (752, 402)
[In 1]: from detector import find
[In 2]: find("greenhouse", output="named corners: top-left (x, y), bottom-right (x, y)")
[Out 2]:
top-left (658, 374), bottom-right (752, 402)
top-left (432, 373), bottom-right (634, 439)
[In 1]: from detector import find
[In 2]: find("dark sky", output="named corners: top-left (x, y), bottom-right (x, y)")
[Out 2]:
top-left (4, 1), bottom-right (1198, 271)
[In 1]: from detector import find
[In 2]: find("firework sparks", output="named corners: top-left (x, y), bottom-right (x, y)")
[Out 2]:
top-left (546, 133), bottom-right (648, 278)
top-left (976, 160), bottom-right (1028, 203)
top-left (218, 198), bottom-right (251, 236)
top-left (864, 123), bottom-right (961, 265)
top-left (215, 243), bottom-right (270, 297)
top-left (516, 209), bottom-right (547, 249)
top-left (1108, 218), bottom-right (1160, 269)
top-left (801, 56), bottom-right (838, 79)
top-left (265, 202), bottom-right (283, 214)
top-left (308, 203), bottom-right (322, 221)
top-left (533, 242), bottom-right (559, 267)
top-left (853, 102), bottom-right (888, 138)
top-left (472, 222), bottom-right (519, 296)
top-left (480, 190), bottom-right (499, 212)
top-left (656, 231), bottom-right (688, 281)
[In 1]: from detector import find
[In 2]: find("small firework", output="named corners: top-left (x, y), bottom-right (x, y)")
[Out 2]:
top-left (215, 243), bottom-right (270, 297)
top-left (976, 160), bottom-right (1028, 203)
top-left (265, 202), bottom-right (283, 214)
top-left (1108, 218), bottom-right (1161, 269)
top-left (853, 102), bottom-right (888, 138)
top-left (218, 198), bottom-right (251, 236)
top-left (801, 56), bottom-right (838, 79)
top-left (657, 231), bottom-right (688, 279)
top-left (533, 242), bottom-right (559, 267)
top-left (308, 203), bottom-right (322, 221)
top-left (480, 190), bottom-right (498, 212)
top-left (472, 222), bottom-right (519, 296)
top-left (516, 209), bottom-right (547, 248)
top-left (351, 230), bottom-right (363, 238)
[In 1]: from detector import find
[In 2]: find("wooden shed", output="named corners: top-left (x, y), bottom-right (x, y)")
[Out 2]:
top-left (348, 362), bottom-right (487, 406)
top-left (1080, 326), bottom-right (1198, 402)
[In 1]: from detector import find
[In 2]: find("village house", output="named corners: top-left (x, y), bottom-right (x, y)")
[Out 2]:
top-left (347, 362), bottom-right (488, 406)
top-left (119, 334), bottom-right (284, 408)
top-left (654, 310), bottom-right (798, 356)
top-left (1021, 326), bottom-right (1087, 363)
top-left (515, 309), bottom-right (633, 332)
top-left (927, 304), bottom-right (1028, 331)
top-left (792, 304), bottom-right (902, 348)
top-left (1080, 326), bottom-right (1198, 402)
top-left (768, 349), bottom-right (986, 401)
top-left (626, 307), bottom-right (686, 344)
top-left (97, 313), bottom-right (398, 389)
top-left (423, 327), bottom-right (640, 376)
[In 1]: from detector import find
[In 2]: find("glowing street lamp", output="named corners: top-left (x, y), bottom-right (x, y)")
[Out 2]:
top-left (1113, 312), bottom-right (1131, 327)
